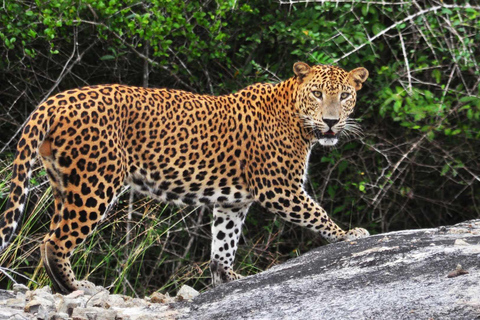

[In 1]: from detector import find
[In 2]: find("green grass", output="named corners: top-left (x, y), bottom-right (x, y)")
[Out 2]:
top-left (0, 161), bottom-right (306, 296)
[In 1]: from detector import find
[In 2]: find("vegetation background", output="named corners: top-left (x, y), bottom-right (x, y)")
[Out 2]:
top-left (0, 0), bottom-right (479, 296)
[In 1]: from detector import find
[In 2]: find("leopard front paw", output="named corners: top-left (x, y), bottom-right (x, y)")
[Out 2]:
top-left (73, 280), bottom-right (106, 295)
top-left (343, 227), bottom-right (370, 241)
top-left (210, 261), bottom-right (243, 288)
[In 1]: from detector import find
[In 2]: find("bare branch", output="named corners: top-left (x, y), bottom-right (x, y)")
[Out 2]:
top-left (0, 29), bottom-right (97, 154)
top-left (279, 0), bottom-right (411, 5)
top-left (332, 4), bottom-right (480, 63)
top-left (72, 19), bottom-right (196, 92)
top-left (397, 29), bottom-right (412, 94)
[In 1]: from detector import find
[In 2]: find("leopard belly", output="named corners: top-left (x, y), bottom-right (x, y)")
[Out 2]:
top-left (127, 172), bottom-right (252, 207)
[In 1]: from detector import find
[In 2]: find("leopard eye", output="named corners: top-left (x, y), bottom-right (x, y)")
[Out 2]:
top-left (312, 91), bottom-right (323, 99)
top-left (340, 92), bottom-right (350, 100)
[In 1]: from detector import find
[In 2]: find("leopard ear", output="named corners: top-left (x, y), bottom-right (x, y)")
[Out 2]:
top-left (347, 67), bottom-right (369, 91)
top-left (293, 62), bottom-right (311, 84)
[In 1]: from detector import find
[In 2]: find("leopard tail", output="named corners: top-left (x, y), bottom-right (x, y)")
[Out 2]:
top-left (0, 104), bottom-right (55, 251)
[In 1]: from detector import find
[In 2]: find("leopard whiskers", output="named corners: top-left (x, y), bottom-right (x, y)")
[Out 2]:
top-left (298, 114), bottom-right (319, 130)
top-left (343, 118), bottom-right (364, 139)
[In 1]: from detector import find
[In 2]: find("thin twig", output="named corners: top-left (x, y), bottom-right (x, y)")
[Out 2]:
top-left (397, 29), bottom-right (412, 94)
top-left (0, 266), bottom-right (38, 284)
top-left (0, 30), bottom-right (96, 154)
top-left (279, 0), bottom-right (411, 4)
top-left (123, 188), bottom-right (135, 295)
top-left (370, 95), bottom-right (471, 210)
top-left (72, 19), bottom-right (196, 92)
top-left (333, 4), bottom-right (480, 63)
top-left (143, 43), bottom-right (150, 88)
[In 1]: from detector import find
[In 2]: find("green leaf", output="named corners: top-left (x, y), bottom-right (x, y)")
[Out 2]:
top-left (432, 69), bottom-right (441, 84)
top-left (338, 160), bottom-right (348, 175)
top-left (361, 5), bottom-right (368, 17)
top-left (320, 156), bottom-right (332, 163)
top-left (372, 23), bottom-right (384, 35)
top-left (460, 96), bottom-right (479, 103)
top-left (359, 183), bottom-right (365, 192)
top-left (100, 55), bottom-right (115, 60)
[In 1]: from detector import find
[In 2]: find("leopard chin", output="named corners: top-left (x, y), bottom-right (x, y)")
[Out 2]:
top-left (319, 137), bottom-right (338, 146)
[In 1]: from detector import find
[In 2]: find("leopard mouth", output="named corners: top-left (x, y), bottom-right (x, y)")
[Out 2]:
top-left (314, 129), bottom-right (339, 146)
top-left (314, 128), bottom-right (336, 139)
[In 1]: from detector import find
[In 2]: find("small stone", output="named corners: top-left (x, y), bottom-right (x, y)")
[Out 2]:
top-left (447, 264), bottom-right (469, 278)
top-left (151, 292), bottom-right (173, 304)
top-left (175, 285), bottom-right (199, 301)
top-left (66, 290), bottom-right (86, 299)
top-left (454, 239), bottom-right (470, 246)
top-left (71, 306), bottom-right (117, 320)
top-left (5, 297), bottom-right (25, 309)
top-left (12, 283), bottom-right (29, 294)
top-left (38, 286), bottom-right (52, 294)
top-left (51, 312), bottom-right (70, 320)
top-left (24, 299), bottom-right (41, 312)
top-left (25, 297), bottom-right (55, 313)
top-left (27, 286), bottom-right (55, 304)
top-left (56, 296), bottom-right (79, 316)
top-left (125, 297), bottom-right (150, 308)
top-left (0, 307), bottom-right (27, 319)
top-left (107, 294), bottom-right (128, 308)
top-left (86, 290), bottom-right (110, 308)
top-left (24, 302), bottom-right (40, 314)
top-left (82, 284), bottom-right (108, 296)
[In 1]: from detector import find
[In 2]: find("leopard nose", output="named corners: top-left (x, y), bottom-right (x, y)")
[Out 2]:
top-left (323, 118), bottom-right (339, 129)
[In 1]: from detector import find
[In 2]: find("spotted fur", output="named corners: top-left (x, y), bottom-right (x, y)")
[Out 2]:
top-left (0, 62), bottom-right (369, 293)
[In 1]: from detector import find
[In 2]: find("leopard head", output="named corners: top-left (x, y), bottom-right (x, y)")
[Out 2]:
top-left (293, 62), bottom-right (369, 146)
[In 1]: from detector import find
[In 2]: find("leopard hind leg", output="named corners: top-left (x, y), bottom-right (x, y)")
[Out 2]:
top-left (39, 138), bottom-right (126, 294)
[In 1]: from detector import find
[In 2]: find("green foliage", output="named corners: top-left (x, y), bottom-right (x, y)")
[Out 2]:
top-left (1, 0), bottom-right (479, 296)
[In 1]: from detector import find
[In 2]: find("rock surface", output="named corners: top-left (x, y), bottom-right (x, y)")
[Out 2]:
top-left (0, 284), bottom-right (188, 319)
top-left (184, 219), bottom-right (480, 320)
top-left (1, 220), bottom-right (480, 320)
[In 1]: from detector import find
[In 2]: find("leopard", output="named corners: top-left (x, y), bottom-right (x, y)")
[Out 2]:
top-left (0, 62), bottom-right (369, 294)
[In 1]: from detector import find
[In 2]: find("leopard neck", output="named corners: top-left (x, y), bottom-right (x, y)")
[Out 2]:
top-left (270, 77), bottom-right (313, 147)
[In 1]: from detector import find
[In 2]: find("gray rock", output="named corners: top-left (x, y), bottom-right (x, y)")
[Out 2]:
top-left (26, 286), bottom-right (54, 304)
top-left (122, 297), bottom-right (148, 308)
top-left (0, 310), bottom-right (34, 320)
top-left (175, 285), bottom-right (199, 301)
top-left (55, 295), bottom-right (80, 316)
top-left (182, 219), bottom-right (480, 320)
top-left (24, 297), bottom-right (55, 313)
top-left (50, 312), bottom-right (70, 320)
top-left (150, 292), bottom-right (173, 304)
top-left (4, 297), bottom-right (25, 309)
top-left (12, 283), bottom-right (29, 294)
top-left (107, 294), bottom-right (129, 308)
top-left (65, 290), bottom-right (86, 299)
top-left (86, 290), bottom-right (110, 308)
top-left (24, 301), bottom-right (48, 319)
top-left (71, 306), bottom-right (117, 320)
top-left (1, 220), bottom-right (479, 320)
top-left (0, 290), bottom-right (15, 300)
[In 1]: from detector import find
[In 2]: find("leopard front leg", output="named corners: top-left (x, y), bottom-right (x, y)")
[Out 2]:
top-left (210, 204), bottom-right (251, 287)
top-left (259, 188), bottom-right (369, 243)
